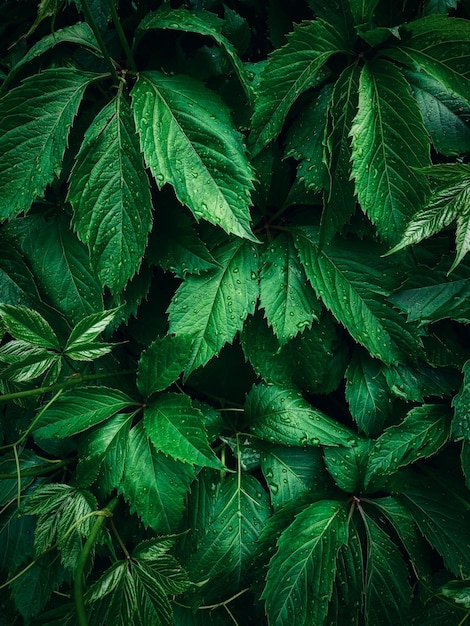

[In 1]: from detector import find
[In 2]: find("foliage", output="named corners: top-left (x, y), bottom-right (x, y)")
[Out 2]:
top-left (1, 0), bottom-right (470, 624)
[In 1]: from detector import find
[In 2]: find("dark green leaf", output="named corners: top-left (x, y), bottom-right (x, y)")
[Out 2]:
top-left (86, 561), bottom-right (136, 626)
top-left (137, 334), bottom-right (193, 397)
top-left (452, 360), bottom-right (470, 441)
top-left (262, 500), bottom-right (348, 626)
top-left (0, 69), bottom-right (95, 220)
top-left (348, 0), bottom-right (379, 23)
top-left (131, 71), bottom-right (256, 241)
top-left (324, 440), bottom-right (373, 493)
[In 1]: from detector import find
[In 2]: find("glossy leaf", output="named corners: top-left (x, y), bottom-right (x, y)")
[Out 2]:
top-left (33, 387), bottom-right (135, 439)
top-left (250, 18), bottom-right (353, 155)
top-left (350, 59), bottom-right (430, 244)
top-left (0, 304), bottom-right (59, 349)
top-left (120, 422), bottom-right (195, 532)
top-left (131, 71), bottom-right (256, 241)
top-left (143, 393), bottom-right (223, 469)
top-left (246, 382), bottom-right (356, 447)
top-left (262, 500), bottom-right (348, 626)
top-left (453, 361), bottom-right (470, 441)
top-left (259, 233), bottom-right (320, 344)
top-left (324, 440), bottom-right (373, 493)
top-left (168, 239), bottom-right (259, 374)
top-left (137, 334), bottom-right (193, 397)
top-left (0, 69), bottom-right (95, 220)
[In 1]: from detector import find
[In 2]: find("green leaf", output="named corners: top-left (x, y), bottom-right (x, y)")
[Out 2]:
top-left (76, 412), bottom-right (134, 491)
top-left (4, 22), bottom-right (101, 88)
top-left (261, 445), bottom-right (336, 509)
top-left (365, 404), bottom-right (451, 490)
top-left (423, 0), bottom-right (457, 14)
top-left (0, 237), bottom-right (43, 310)
top-left (390, 16), bottom-right (470, 108)
top-left (440, 580), bottom-right (470, 609)
top-left (64, 308), bottom-right (119, 355)
top-left (0, 304), bottom-right (59, 349)
top-left (120, 421), bottom-right (195, 532)
top-left (350, 59), bottom-right (430, 244)
top-left (246, 382), bottom-right (356, 447)
top-left (345, 350), bottom-right (392, 437)
top-left (250, 19), bottom-right (353, 155)
top-left (33, 387), bottom-right (135, 439)
top-left (259, 233), bottom-right (320, 344)
top-left (137, 334), bottom-right (193, 397)
top-left (86, 561), bottom-right (136, 626)
top-left (362, 511), bottom-right (412, 624)
top-left (0, 69), bottom-right (96, 220)
top-left (132, 562), bottom-right (173, 626)
top-left (262, 500), bottom-right (348, 626)
top-left (320, 63), bottom-right (360, 246)
top-left (293, 227), bottom-right (422, 364)
top-left (131, 71), bottom-right (256, 241)
top-left (68, 93), bottom-right (152, 292)
top-left (401, 476), bottom-right (470, 576)
top-left (324, 440), bottom-right (373, 493)
top-left (405, 69), bottom-right (470, 156)
top-left (137, 7), bottom-right (253, 103)
top-left (348, 0), bottom-right (379, 23)
top-left (186, 473), bottom-right (270, 604)
top-left (462, 441), bottom-right (470, 489)
top-left (452, 360), bottom-right (470, 441)
top-left (384, 361), bottom-right (458, 402)
top-left (285, 84), bottom-right (332, 192)
top-left (143, 393), bottom-right (223, 469)
top-left (5, 215), bottom-right (103, 325)
top-left (168, 239), bottom-right (259, 374)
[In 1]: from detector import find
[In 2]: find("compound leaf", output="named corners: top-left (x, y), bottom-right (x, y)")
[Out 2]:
top-left (0, 304), bottom-right (59, 349)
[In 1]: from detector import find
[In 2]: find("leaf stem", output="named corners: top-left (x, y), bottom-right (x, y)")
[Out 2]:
top-left (108, 0), bottom-right (137, 72)
top-left (80, 0), bottom-right (119, 83)
top-left (74, 497), bottom-right (118, 626)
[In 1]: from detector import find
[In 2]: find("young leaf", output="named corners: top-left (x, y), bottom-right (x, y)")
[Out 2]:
top-left (77, 412), bottom-right (134, 491)
top-left (120, 421), bottom-right (195, 532)
top-left (362, 511), bottom-right (412, 624)
top-left (131, 71), bottom-right (256, 241)
top-left (293, 227), bottom-right (422, 364)
top-left (137, 334), bottom-right (193, 398)
top-left (0, 304), bottom-right (59, 349)
top-left (68, 93), bottom-right (152, 293)
top-left (259, 233), bottom-right (320, 344)
top-left (168, 238), bottom-right (259, 374)
top-left (350, 59), bottom-right (430, 244)
top-left (143, 393), bottom-right (223, 469)
top-left (345, 350), bottom-right (392, 437)
top-left (186, 473), bottom-right (270, 604)
top-left (0, 69), bottom-right (96, 220)
top-left (262, 500), bottom-right (348, 626)
top-left (33, 387), bottom-right (135, 439)
top-left (246, 382), bottom-right (356, 447)
top-left (250, 18), bottom-right (353, 155)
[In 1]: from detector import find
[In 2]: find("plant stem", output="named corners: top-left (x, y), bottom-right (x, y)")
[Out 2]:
top-left (74, 497), bottom-right (118, 626)
top-left (108, 0), bottom-right (137, 72)
top-left (81, 0), bottom-right (119, 83)
top-left (0, 369), bottom-right (136, 404)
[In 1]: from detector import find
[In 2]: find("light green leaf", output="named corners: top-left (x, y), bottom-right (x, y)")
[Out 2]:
top-left (143, 394), bottom-right (223, 469)
top-left (401, 475), bottom-right (470, 575)
top-left (120, 422), bottom-right (195, 532)
top-left (137, 7), bottom-right (252, 103)
top-left (186, 473), bottom-right (270, 604)
top-left (406, 69), bottom-right (470, 156)
top-left (64, 308), bottom-right (119, 358)
top-left (293, 227), bottom-right (422, 364)
top-left (77, 412), bottom-right (134, 491)
top-left (68, 93), bottom-right (152, 292)
top-left (250, 18), bottom-right (353, 155)
top-left (168, 239), bottom-right (259, 374)
top-left (4, 23), bottom-right (101, 88)
top-left (131, 71), bottom-right (256, 241)
top-left (0, 69), bottom-right (96, 220)
top-left (345, 350), bottom-right (392, 437)
top-left (0, 304), bottom-right (58, 349)
top-left (263, 500), bottom-right (348, 626)
top-left (365, 405), bottom-right (451, 489)
top-left (285, 84), bottom-right (332, 192)
top-left (33, 387), bottom-right (135, 439)
top-left (0, 342), bottom-right (59, 383)
top-left (320, 64), bottom-right (360, 246)
top-left (362, 511), bottom-right (412, 624)
top-left (259, 233), bottom-right (320, 344)
top-left (348, 0), bottom-right (379, 23)
top-left (452, 360), bottom-right (470, 441)
top-left (389, 16), bottom-right (470, 107)
top-left (5, 215), bottom-right (103, 325)
top-left (350, 59), bottom-right (430, 244)
top-left (137, 334), bottom-right (193, 398)
top-left (440, 580), bottom-right (470, 609)
top-left (324, 440), bottom-right (373, 493)
top-left (246, 382), bottom-right (356, 447)
top-left (261, 445), bottom-right (335, 509)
